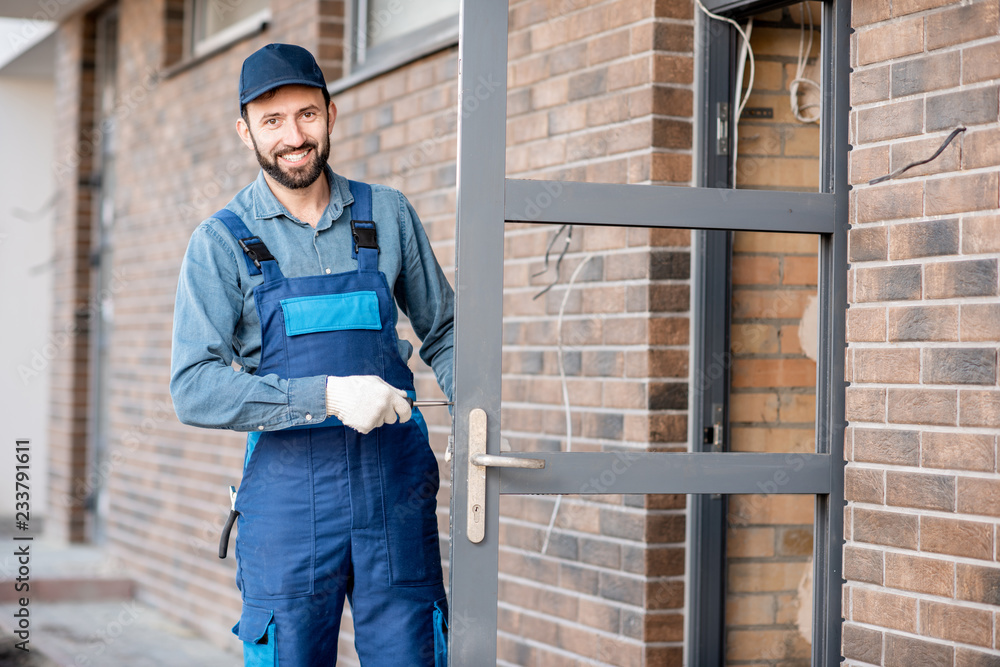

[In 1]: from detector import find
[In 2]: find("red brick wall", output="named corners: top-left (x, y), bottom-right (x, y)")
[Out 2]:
top-left (845, 0), bottom-right (1000, 663)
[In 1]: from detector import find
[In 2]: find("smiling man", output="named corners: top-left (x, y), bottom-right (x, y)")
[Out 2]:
top-left (169, 43), bottom-right (453, 666)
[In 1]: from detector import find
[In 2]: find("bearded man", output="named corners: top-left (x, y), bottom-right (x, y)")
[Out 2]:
top-left (170, 43), bottom-right (452, 666)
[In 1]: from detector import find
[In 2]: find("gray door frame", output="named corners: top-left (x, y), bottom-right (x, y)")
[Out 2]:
top-left (449, 1), bottom-right (848, 664)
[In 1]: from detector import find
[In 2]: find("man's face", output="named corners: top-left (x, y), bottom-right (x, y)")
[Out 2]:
top-left (238, 85), bottom-right (336, 190)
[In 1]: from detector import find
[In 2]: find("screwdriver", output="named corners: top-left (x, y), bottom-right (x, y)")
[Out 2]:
top-left (407, 398), bottom-right (453, 408)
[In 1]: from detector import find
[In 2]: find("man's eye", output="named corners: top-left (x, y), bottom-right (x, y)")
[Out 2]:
top-left (265, 118), bottom-right (278, 126)
top-left (303, 112), bottom-right (315, 119)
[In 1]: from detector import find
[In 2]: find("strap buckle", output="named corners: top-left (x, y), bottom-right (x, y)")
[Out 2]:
top-left (237, 236), bottom-right (275, 269)
top-left (351, 221), bottom-right (379, 254)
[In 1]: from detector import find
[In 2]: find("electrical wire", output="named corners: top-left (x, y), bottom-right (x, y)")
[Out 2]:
top-left (540, 253), bottom-right (596, 555)
top-left (790, 2), bottom-right (821, 124)
top-left (695, 0), bottom-right (756, 119)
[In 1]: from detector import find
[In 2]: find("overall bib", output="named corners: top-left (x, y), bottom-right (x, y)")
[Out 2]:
top-left (216, 181), bottom-right (448, 667)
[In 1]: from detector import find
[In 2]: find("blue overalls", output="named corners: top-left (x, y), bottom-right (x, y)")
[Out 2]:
top-left (215, 181), bottom-right (448, 666)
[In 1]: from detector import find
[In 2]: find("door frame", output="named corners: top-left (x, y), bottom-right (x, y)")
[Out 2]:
top-left (448, 1), bottom-right (849, 664)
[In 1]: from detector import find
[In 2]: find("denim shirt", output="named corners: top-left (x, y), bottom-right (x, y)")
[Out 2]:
top-left (170, 167), bottom-right (454, 432)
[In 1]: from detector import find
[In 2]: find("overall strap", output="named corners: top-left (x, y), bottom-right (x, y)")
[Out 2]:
top-left (347, 180), bottom-right (379, 273)
top-left (212, 209), bottom-right (283, 282)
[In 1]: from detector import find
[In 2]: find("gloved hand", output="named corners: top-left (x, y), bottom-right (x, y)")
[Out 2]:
top-left (325, 375), bottom-right (412, 434)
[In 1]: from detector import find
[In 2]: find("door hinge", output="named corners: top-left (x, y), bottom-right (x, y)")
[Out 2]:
top-left (716, 102), bottom-right (730, 156)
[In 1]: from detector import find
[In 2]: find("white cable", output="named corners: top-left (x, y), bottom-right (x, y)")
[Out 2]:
top-left (695, 0), bottom-right (755, 119)
top-left (732, 18), bottom-right (753, 187)
top-left (790, 1), bottom-right (821, 124)
top-left (540, 253), bottom-right (596, 555)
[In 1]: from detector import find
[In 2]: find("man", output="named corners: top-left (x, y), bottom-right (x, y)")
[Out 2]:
top-left (170, 43), bottom-right (452, 666)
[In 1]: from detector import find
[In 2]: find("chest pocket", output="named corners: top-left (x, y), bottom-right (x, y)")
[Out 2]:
top-left (280, 291), bottom-right (382, 335)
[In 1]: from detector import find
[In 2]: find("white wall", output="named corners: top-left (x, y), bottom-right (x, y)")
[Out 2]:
top-left (0, 74), bottom-right (55, 524)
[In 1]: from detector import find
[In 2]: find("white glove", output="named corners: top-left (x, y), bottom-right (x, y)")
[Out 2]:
top-left (325, 375), bottom-right (411, 434)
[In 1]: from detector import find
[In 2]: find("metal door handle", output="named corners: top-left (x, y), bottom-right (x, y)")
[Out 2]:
top-left (467, 408), bottom-right (545, 543)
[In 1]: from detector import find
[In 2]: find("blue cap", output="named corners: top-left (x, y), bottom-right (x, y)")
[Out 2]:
top-left (239, 43), bottom-right (327, 106)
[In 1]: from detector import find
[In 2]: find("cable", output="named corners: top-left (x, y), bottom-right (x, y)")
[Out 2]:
top-left (540, 252), bottom-right (596, 555)
top-left (790, 2), bottom-right (821, 124)
top-left (695, 0), bottom-right (755, 119)
top-left (868, 126), bottom-right (966, 185)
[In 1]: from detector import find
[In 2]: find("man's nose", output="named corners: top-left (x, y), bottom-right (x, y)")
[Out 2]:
top-left (284, 120), bottom-right (307, 147)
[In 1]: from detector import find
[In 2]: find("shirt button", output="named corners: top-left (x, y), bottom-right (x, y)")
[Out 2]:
top-left (325, 268), bottom-right (331, 274)
top-left (257, 425), bottom-right (264, 431)
top-left (305, 413), bottom-right (312, 421)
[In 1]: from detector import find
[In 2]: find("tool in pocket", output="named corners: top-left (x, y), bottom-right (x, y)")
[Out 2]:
top-left (219, 485), bottom-right (239, 559)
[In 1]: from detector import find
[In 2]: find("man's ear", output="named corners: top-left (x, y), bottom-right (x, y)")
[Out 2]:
top-left (327, 100), bottom-right (338, 134)
top-left (236, 117), bottom-right (255, 151)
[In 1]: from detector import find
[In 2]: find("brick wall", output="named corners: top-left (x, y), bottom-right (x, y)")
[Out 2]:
top-left (725, 7), bottom-right (822, 664)
top-left (845, 0), bottom-right (1000, 663)
top-left (47, 13), bottom-right (97, 545)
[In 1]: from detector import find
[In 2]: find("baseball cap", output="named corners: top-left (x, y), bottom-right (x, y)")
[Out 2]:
top-left (239, 43), bottom-right (327, 106)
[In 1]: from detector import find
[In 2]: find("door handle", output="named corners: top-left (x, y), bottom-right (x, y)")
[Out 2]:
top-left (467, 408), bottom-right (545, 543)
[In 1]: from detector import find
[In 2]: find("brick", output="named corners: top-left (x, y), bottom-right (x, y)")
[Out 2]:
top-left (956, 648), bottom-right (1000, 667)
top-left (962, 303), bottom-right (1000, 341)
top-left (726, 594), bottom-right (775, 625)
top-left (924, 348), bottom-right (997, 385)
top-left (846, 387), bottom-right (886, 423)
top-left (886, 471), bottom-right (956, 511)
top-left (925, 260), bottom-right (998, 299)
top-left (858, 16), bottom-right (924, 65)
top-left (731, 358), bottom-right (817, 388)
top-left (892, 51), bottom-right (960, 97)
top-left (957, 562), bottom-right (1000, 605)
top-left (889, 219), bottom-right (959, 260)
top-left (922, 431), bottom-right (995, 471)
top-left (926, 0), bottom-right (1000, 51)
top-left (893, 0), bottom-right (954, 15)
top-left (852, 65), bottom-right (890, 105)
top-left (848, 307), bottom-right (886, 342)
top-left (846, 465), bottom-right (885, 503)
top-left (856, 99), bottom-right (924, 143)
top-left (855, 265), bottom-right (922, 302)
top-left (852, 586), bottom-right (917, 632)
top-left (888, 305), bottom-right (958, 342)
top-left (961, 390), bottom-right (1000, 427)
top-left (853, 348), bottom-right (920, 383)
top-left (844, 545), bottom-right (884, 584)
top-left (726, 628), bottom-right (810, 662)
top-left (964, 41), bottom-right (1000, 84)
top-left (928, 85), bottom-right (1000, 132)
top-left (888, 388), bottom-right (957, 426)
top-left (884, 633), bottom-right (953, 667)
top-left (849, 226), bottom-right (887, 261)
top-left (959, 477), bottom-right (1000, 518)
top-left (885, 552), bottom-right (954, 597)
top-left (731, 324), bottom-right (779, 354)
top-left (727, 526), bottom-right (775, 558)
top-left (921, 515), bottom-right (994, 559)
top-left (856, 180), bottom-right (923, 223)
top-left (920, 599), bottom-right (993, 647)
top-left (965, 128), bottom-right (1000, 170)
top-left (963, 215), bottom-right (1000, 254)
top-left (927, 173), bottom-right (1000, 217)
top-left (732, 255), bottom-right (779, 285)
top-left (852, 0), bottom-right (890, 26)
top-left (850, 145), bottom-right (891, 185)
top-left (842, 623), bottom-right (882, 664)
top-left (853, 508), bottom-right (919, 549)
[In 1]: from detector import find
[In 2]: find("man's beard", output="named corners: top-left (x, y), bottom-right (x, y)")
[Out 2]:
top-left (251, 132), bottom-right (330, 190)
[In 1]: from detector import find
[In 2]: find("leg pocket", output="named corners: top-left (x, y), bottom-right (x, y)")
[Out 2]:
top-left (232, 604), bottom-right (275, 667)
top-left (379, 422), bottom-right (443, 586)
top-left (433, 596), bottom-right (448, 667)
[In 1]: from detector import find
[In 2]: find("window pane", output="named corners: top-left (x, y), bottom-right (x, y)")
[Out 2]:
top-left (195, 0), bottom-right (267, 44)
top-left (367, 0), bottom-right (458, 48)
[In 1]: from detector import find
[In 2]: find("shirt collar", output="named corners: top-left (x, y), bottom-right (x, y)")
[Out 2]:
top-left (250, 165), bottom-right (352, 227)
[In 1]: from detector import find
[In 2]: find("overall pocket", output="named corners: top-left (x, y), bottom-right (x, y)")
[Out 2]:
top-left (233, 604), bottom-right (275, 667)
top-left (379, 421), bottom-right (443, 586)
top-left (235, 431), bottom-right (317, 599)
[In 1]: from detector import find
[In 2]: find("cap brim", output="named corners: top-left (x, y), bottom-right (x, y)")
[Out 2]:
top-left (240, 78), bottom-right (327, 105)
